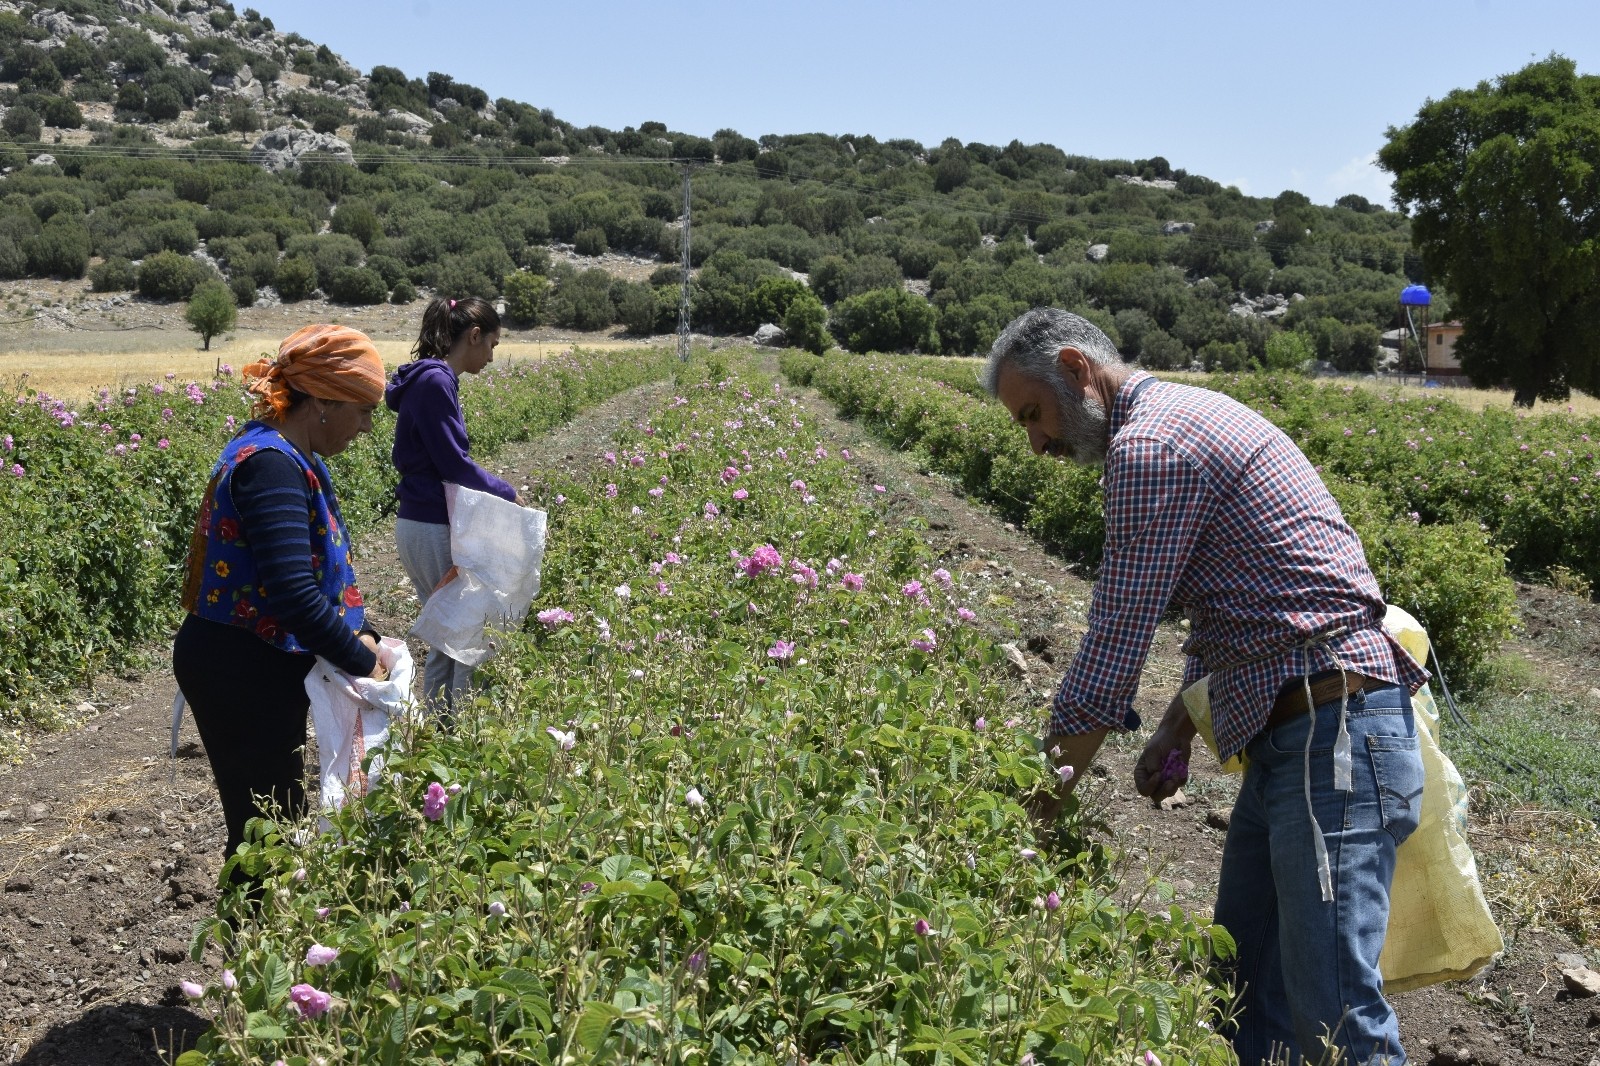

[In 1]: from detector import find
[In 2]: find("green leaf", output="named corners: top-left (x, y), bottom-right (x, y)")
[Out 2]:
top-left (244, 1010), bottom-right (288, 1041)
top-left (174, 1052), bottom-right (209, 1066)
top-left (574, 1001), bottom-right (622, 1052)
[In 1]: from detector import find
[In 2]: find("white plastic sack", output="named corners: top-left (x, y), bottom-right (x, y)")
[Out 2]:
top-left (409, 483), bottom-right (547, 666)
top-left (306, 636), bottom-right (417, 830)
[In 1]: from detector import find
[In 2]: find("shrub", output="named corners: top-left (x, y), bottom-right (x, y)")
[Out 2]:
top-left (1261, 330), bottom-right (1313, 373)
top-left (228, 273), bottom-right (257, 308)
top-left (143, 83), bottom-right (183, 121)
top-left (364, 254), bottom-right (406, 288)
top-left (274, 255), bottom-right (318, 301)
top-left (548, 269), bottom-right (615, 330)
top-left (90, 256), bottom-right (139, 292)
top-left (138, 249), bottom-right (204, 301)
top-left (782, 291), bottom-right (833, 355)
top-left (23, 220), bottom-right (91, 278)
top-left (284, 234), bottom-right (365, 285)
top-left (40, 95), bottom-right (82, 129)
top-left (831, 287), bottom-right (937, 353)
top-left (115, 82), bottom-right (145, 114)
top-left (2, 105), bottom-right (42, 141)
top-left (184, 280), bottom-right (237, 350)
top-left (502, 270), bottom-right (548, 326)
top-left (328, 266), bottom-right (388, 305)
top-left (614, 280), bottom-right (657, 335)
top-left (573, 226), bottom-right (608, 256)
top-left (389, 279), bottom-right (417, 304)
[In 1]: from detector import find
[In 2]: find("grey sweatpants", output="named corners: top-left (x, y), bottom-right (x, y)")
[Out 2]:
top-left (395, 517), bottom-right (473, 715)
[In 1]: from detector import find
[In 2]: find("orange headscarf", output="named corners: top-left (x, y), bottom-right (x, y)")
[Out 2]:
top-left (242, 324), bottom-right (385, 420)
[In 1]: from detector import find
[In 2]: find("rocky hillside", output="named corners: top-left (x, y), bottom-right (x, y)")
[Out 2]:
top-left (0, 0), bottom-right (1422, 365)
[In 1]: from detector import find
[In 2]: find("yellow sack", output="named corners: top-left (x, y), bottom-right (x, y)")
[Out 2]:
top-left (1182, 606), bottom-right (1503, 992)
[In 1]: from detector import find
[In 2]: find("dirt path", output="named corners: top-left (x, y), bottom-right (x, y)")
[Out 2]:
top-left (4, 363), bottom-right (1598, 1065)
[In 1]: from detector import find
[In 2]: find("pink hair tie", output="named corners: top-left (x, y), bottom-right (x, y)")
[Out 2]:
top-left (448, 299), bottom-right (457, 309)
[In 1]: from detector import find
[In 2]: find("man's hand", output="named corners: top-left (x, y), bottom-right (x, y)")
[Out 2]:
top-left (1134, 688), bottom-right (1198, 804)
top-left (1028, 727), bottom-right (1108, 829)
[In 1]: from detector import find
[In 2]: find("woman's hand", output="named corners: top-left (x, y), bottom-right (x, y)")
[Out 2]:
top-left (359, 632), bottom-right (388, 681)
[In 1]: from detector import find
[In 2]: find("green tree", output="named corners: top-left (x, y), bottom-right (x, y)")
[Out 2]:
top-left (832, 287), bottom-right (938, 353)
top-left (1379, 55), bottom-right (1600, 404)
top-left (138, 250), bottom-right (204, 301)
top-left (782, 291), bottom-right (834, 355)
top-left (1261, 330), bottom-right (1314, 373)
top-left (328, 266), bottom-right (388, 305)
top-left (185, 281), bottom-right (237, 350)
top-left (144, 82), bottom-right (183, 121)
top-left (503, 270), bottom-right (549, 325)
top-left (274, 255), bottom-right (318, 301)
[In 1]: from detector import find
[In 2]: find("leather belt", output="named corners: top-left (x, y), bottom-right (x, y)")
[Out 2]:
top-left (1264, 671), bottom-right (1382, 731)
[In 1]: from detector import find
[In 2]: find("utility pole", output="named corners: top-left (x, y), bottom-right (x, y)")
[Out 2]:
top-left (676, 165), bottom-right (693, 362)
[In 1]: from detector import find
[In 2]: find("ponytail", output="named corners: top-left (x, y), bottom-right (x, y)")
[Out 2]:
top-left (411, 295), bottom-right (501, 360)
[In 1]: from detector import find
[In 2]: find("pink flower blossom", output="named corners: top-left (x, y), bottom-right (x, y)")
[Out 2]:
top-left (720, 465), bottom-right (740, 484)
top-left (546, 726), bottom-right (576, 750)
top-left (536, 608), bottom-right (575, 629)
top-left (289, 983), bottom-right (332, 1019)
top-left (1045, 891), bottom-right (1062, 911)
top-left (488, 901), bottom-right (506, 917)
top-left (911, 629), bottom-right (937, 653)
top-left (913, 918), bottom-right (932, 936)
top-left (305, 944), bottom-right (338, 967)
top-left (685, 787), bottom-right (706, 808)
top-left (1057, 764), bottom-right (1075, 783)
top-left (1019, 848), bottom-right (1037, 860)
top-left (873, 484), bottom-right (886, 493)
top-left (840, 572), bottom-right (864, 591)
top-left (423, 782), bottom-right (448, 821)
top-left (790, 479), bottom-right (807, 493)
top-left (649, 487), bottom-right (664, 498)
top-left (957, 607), bottom-right (976, 623)
top-left (703, 501), bottom-right (720, 518)
top-left (603, 451), bottom-right (617, 466)
top-left (179, 979), bottom-right (204, 999)
top-left (974, 717), bottom-right (988, 732)
top-left (604, 483), bottom-right (618, 498)
top-left (740, 544), bottom-right (785, 576)
top-left (930, 568), bottom-right (953, 589)
top-left (222, 968), bottom-right (237, 991)
top-left (9, 464), bottom-right (22, 478)
top-left (901, 580), bottom-right (923, 598)
top-left (732, 488), bottom-right (748, 500)
top-left (767, 640), bottom-right (795, 662)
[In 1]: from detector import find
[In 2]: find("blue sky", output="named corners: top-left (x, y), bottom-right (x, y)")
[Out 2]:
top-left (255, 0), bottom-right (1600, 207)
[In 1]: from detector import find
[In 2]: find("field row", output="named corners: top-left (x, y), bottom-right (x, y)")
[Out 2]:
top-left (179, 356), bottom-right (1235, 1065)
top-left (0, 346), bottom-right (677, 747)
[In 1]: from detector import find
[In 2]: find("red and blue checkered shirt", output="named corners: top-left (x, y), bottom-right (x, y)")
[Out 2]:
top-left (1051, 371), bottom-right (1429, 761)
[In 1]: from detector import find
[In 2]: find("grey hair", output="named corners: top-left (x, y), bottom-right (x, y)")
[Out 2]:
top-left (979, 308), bottom-right (1127, 396)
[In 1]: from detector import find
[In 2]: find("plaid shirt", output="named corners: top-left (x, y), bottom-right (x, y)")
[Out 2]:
top-left (1051, 371), bottom-right (1429, 760)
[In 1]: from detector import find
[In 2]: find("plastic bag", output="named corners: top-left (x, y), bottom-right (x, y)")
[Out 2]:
top-left (305, 636), bottom-right (417, 830)
top-left (409, 483), bottom-right (547, 667)
top-left (1376, 605), bottom-right (1504, 993)
top-left (1182, 606), bottom-right (1502, 991)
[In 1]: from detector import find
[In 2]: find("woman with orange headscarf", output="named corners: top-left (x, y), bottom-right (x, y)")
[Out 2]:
top-left (174, 324), bottom-right (387, 882)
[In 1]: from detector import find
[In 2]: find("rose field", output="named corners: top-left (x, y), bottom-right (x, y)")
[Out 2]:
top-left (4, 349), bottom-right (1600, 1064)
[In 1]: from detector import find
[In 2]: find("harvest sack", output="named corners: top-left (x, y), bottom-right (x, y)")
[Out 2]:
top-left (306, 636), bottom-right (417, 830)
top-left (1182, 605), bottom-right (1503, 993)
top-left (409, 483), bottom-right (548, 667)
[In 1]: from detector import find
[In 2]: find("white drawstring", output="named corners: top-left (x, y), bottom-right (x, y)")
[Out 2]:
top-left (1300, 633), bottom-right (1354, 903)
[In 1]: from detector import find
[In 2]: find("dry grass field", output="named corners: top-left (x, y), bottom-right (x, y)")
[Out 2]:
top-left (0, 330), bottom-right (668, 396)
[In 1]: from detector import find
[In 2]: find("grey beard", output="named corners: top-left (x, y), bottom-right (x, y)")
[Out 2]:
top-left (1050, 378), bottom-right (1110, 466)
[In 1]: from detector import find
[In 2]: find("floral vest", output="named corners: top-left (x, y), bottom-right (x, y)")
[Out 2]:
top-left (181, 421), bottom-right (365, 653)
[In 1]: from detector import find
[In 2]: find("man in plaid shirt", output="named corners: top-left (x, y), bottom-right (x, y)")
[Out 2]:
top-left (982, 309), bottom-right (1429, 1066)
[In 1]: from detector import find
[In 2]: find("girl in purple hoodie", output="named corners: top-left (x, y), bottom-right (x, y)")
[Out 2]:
top-left (387, 296), bottom-right (519, 714)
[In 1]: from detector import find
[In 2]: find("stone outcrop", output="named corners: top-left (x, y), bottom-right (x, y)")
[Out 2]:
top-left (249, 128), bottom-right (355, 172)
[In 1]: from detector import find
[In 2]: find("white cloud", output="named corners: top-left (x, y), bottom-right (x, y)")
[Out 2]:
top-left (1324, 152), bottom-right (1395, 207)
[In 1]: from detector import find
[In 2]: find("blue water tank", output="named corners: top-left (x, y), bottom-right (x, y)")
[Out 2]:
top-left (1399, 284), bottom-right (1432, 306)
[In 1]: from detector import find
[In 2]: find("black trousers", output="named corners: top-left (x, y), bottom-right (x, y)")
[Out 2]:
top-left (173, 614), bottom-right (316, 870)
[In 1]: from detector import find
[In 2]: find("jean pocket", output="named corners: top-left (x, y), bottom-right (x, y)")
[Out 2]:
top-left (1368, 733), bottom-right (1424, 846)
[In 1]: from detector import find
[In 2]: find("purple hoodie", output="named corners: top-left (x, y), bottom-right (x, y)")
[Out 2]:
top-left (386, 359), bottom-right (515, 524)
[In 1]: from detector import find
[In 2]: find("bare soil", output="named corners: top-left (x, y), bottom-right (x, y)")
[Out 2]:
top-left (3, 361), bottom-right (1599, 1065)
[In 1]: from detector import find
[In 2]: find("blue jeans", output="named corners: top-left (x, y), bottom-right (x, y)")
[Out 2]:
top-left (1215, 684), bottom-right (1423, 1066)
